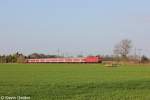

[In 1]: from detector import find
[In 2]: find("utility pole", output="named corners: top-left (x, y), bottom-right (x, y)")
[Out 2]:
top-left (137, 49), bottom-right (142, 63)
top-left (134, 48), bottom-right (137, 60)
top-left (57, 49), bottom-right (60, 57)
top-left (134, 48), bottom-right (136, 56)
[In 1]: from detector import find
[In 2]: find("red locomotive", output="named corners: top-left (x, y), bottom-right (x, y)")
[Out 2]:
top-left (27, 56), bottom-right (102, 63)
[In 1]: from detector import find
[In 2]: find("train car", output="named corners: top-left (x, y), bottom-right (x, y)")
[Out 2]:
top-left (26, 56), bottom-right (102, 63)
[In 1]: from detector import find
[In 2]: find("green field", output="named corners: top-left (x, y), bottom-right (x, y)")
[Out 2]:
top-left (0, 64), bottom-right (150, 100)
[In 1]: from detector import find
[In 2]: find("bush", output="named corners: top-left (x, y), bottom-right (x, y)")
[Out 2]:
top-left (141, 55), bottom-right (149, 63)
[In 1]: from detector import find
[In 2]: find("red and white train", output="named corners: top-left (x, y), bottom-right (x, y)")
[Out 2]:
top-left (27, 56), bottom-right (102, 63)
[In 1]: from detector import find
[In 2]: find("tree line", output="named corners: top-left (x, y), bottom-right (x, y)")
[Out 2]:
top-left (112, 39), bottom-right (149, 63)
top-left (0, 39), bottom-right (149, 63)
top-left (0, 52), bottom-right (25, 63)
top-left (0, 52), bottom-right (62, 63)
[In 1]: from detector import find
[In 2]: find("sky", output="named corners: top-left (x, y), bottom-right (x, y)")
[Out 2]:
top-left (0, 0), bottom-right (150, 56)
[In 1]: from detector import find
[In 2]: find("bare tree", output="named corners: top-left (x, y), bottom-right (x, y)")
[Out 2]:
top-left (114, 39), bottom-right (132, 58)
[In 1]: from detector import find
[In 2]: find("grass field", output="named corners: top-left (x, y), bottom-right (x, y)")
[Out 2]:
top-left (0, 64), bottom-right (150, 100)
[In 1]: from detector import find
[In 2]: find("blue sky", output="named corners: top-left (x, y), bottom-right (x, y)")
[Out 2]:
top-left (0, 0), bottom-right (150, 56)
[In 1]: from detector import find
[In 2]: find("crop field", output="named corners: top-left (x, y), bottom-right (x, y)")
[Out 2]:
top-left (0, 64), bottom-right (150, 100)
